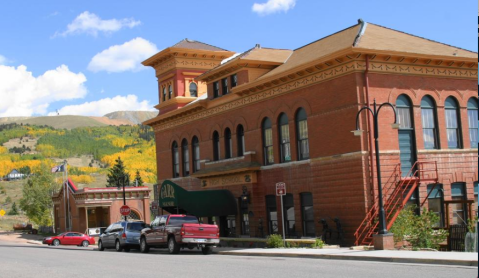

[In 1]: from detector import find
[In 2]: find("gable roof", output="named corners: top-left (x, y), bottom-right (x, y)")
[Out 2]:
top-left (171, 38), bottom-right (229, 51)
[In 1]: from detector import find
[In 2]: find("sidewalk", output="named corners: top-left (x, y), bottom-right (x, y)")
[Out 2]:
top-left (216, 247), bottom-right (478, 267)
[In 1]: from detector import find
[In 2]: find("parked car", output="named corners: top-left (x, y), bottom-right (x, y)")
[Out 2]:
top-left (140, 214), bottom-right (219, 255)
top-left (43, 232), bottom-right (95, 247)
top-left (98, 220), bottom-right (147, 252)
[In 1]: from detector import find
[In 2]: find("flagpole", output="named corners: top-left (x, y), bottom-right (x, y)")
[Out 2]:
top-left (63, 166), bottom-right (67, 233)
top-left (64, 160), bottom-right (71, 232)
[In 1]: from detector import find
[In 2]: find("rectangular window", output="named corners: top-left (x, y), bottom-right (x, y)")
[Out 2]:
top-left (421, 108), bottom-right (437, 149)
top-left (468, 109), bottom-right (478, 148)
top-left (231, 74), bottom-right (237, 88)
top-left (213, 82), bottom-right (219, 98)
top-left (451, 182), bottom-right (467, 225)
top-left (398, 107), bottom-right (412, 129)
top-left (173, 150), bottom-right (179, 178)
top-left (280, 124), bottom-right (291, 162)
top-left (474, 182), bottom-right (478, 216)
top-left (193, 144), bottom-right (200, 173)
top-left (298, 120), bottom-right (309, 160)
top-left (283, 194), bottom-right (296, 238)
top-left (445, 109), bottom-right (460, 148)
top-left (265, 195), bottom-right (278, 234)
top-left (264, 128), bottom-right (274, 164)
top-left (427, 184), bottom-right (444, 227)
top-left (300, 193), bottom-right (315, 237)
top-left (221, 78), bottom-right (228, 95)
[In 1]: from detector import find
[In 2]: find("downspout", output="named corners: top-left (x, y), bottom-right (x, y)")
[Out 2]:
top-left (354, 19), bottom-right (376, 202)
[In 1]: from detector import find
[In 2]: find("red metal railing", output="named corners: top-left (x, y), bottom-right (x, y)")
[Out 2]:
top-left (354, 161), bottom-right (438, 246)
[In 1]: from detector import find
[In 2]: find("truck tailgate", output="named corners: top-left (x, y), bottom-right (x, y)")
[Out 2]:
top-left (182, 223), bottom-right (218, 238)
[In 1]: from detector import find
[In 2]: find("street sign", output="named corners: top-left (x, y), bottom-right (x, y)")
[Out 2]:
top-left (120, 205), bottom-right (131, 216)
top-left (0, 209), bottom-right (5, 216)
top-left (276, 182), bottom-right (286, 196)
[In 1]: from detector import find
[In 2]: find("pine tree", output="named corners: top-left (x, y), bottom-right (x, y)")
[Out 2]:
top-left (8, 202), bottom-right (18, 215)
top-left (133, 170), bottom-right (143, 187)
top-left (106, 157), bottom-right (130, 187)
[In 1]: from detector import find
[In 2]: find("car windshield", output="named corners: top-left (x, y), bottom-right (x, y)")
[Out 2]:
top-left (168, 216), bottom-right (199, 226)
top-left (127, 222), bottom-right (147, 231)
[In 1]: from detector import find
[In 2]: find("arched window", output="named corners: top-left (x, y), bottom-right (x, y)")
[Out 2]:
top-left (172, 141), bottom-right (179, 178)
top-left (296, 108), bottom-right (309, 160)
top-left (190, 83), bottom-right (198, 98)
top-left (168, 85), bottom-right (173, 99)
top-left (421, 96), bottom-right (439, 149)
top-left (445, 97), bottom-right (462, 149)
top-left (181, 139), bottom-right (189, 177)
top-left (162, 87), bottom-right (167, 102)
top-left (224, 128), bottom-right (232, 159)
top-left (262, 118), bottom-right (274, 165)
top-left (278, 113), bottom-right (291, 163)
top-left (192, 136), bottom-right (200, 173)
top-left (237, 125), bottom-right (245, 157)
top-left (213, 131), bottom-right (220, 161)
top-left (467, 98), bottom-right (478, 148)
top-left (396, 95), bottom-right (417, 175)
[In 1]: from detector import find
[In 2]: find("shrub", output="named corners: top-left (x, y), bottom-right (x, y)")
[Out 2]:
top-left (266, 234), bottom-right (284, 248)
top-left (311, 238), bottom-right (324, 249)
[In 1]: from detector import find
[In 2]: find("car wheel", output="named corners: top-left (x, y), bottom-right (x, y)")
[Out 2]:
top-left (201, 246), bottom-right (212, 255)
top-left (53, 239), bottom-right (60, 246)
top-left (98, 240), bottom-right (105, 251)
top-left (115, 240), bottom-right (123, 252)
top-left (81, 240), bottom-right (89, 247)
top-left (140, 237), bottom-right (149, 253)
top-left (168, 237), bottom-right (180, 254)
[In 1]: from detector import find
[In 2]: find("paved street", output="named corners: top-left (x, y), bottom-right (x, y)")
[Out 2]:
top-left (0, 241), bottom-right (476, 278)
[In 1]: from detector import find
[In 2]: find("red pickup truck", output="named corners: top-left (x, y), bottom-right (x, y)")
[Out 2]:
top-left (140, 214), bottom-right (219, 255)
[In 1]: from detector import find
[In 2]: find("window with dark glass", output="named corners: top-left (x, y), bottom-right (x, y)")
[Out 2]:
top-left (474, 181), bottom-right (478, 216)
top-left (445, 97), bottom-right (462, 149)
top-left (213, 131), bottom-right (220, 161)
top-left (262, 118), bottom-right (274, 165)
top-left (278, 113), bottom-right (291, 163)
top-left (162, 87), bottom-right (167, 102)
top-left (224, 128), bottom-right (232, 159)
top-left (427, 184), bottom-right (444, 227)
top-left (189, 83), bottom-right (198, 97)
top-left (172, 141), bottom-right (179, 178)
top-left (282, 193), bottom-right (296, 238)
top-left (451, 182), bottom-right (467, 225)
top-left (237, 125), bottom-right (245, 157)
top-left (265, 195), bottom-right (278, 234)
top-left (222, 78), bottom-right (228, 95)
top-left (181, 139), bottom-right (189, 177)
top-left (467, 98), bottom-right (478, 148)
top-left (168, 85), bottom-right (173, 99)
top-left (192, 136), bottom-right (200, 173)
top-left (296, 108), bottom-right (309, 160)
top-left (421, 96), bottom-right (439, 149)
top-left (300, 192), bottom-right (315, 237)
top-left (231, 74), bottom-right (237, 88)
top-left (213, 82), bottom-right (219, 98)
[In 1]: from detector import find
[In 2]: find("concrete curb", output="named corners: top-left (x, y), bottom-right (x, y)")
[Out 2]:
top-left (26, 240), bottom-right (43, 245)
top-left (217, 251), bottom-right (478, 267)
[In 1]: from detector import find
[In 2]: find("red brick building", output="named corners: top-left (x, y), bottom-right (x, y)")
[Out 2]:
top-left (144, 20), bottom-right (478, 245)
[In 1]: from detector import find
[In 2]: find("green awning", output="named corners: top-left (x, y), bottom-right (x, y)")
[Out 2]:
top-left (159, 180), bottom-right (237, 217)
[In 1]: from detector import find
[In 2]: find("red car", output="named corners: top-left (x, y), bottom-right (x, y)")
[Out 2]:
top-left (43, 232), bottom-right (95, 247)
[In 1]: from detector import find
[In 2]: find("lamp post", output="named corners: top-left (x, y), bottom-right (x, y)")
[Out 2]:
top-left (353, 99), bottom-right (399, 234)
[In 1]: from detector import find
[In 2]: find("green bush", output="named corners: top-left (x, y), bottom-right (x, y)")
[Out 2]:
top-left (266, 234), bottom-right (284, 248)
top-left (311, 238), bottom-right (324, 249)
top-left (391, 206), bottom-right (448, 250)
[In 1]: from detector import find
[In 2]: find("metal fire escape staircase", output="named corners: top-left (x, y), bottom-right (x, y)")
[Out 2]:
top-left (354, 161), bottom-right (439, 246)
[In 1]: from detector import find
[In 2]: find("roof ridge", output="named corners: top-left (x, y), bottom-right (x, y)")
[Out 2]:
top-left (171, 38), bottom-right (229, 51)
top-left (294, 23), bottom-right (360, 51)
top-left (366, 23), bottom-right (478, 54)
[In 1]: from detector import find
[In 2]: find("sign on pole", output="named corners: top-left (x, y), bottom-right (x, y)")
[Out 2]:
top-left (276, 182), bottom-right (286, 196)
top-left (120, 205), bottom-right (131, 216)
top-left (276, 182), bottom-right (286, 243)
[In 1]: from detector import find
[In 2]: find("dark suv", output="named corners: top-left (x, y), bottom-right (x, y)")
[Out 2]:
top-left (98, 221), bottom-right (147, 252)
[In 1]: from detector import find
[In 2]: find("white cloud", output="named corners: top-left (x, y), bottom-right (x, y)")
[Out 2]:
top-left (252, 0), bottom-right (296, 15)
top-left (48, 95), bottom-right (153, 116)
top-left (88, 37), bottom-right (159, 73)
top-left (54, 11), bottom-right (141, 37)
top-left (0, 65), bottom-right (87, 117)
top-left (0, 55), bottom-right (7, 65)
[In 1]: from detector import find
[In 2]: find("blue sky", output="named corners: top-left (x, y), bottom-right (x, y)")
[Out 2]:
top-left (0, 0), bottom-right (477, 117)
